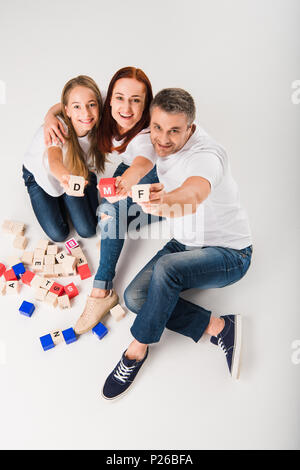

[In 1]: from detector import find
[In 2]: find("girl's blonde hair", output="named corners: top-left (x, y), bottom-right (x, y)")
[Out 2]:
top-left (60, 75), bottom-right (105, 180)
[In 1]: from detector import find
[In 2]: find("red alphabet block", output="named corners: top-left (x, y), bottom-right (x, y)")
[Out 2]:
top-left (21, 270), bottom-right (35, 286)
top-left (4, 269), bottom-right (18, 281)
top-left (98, 178), bottom-right (116, 198)
top-left (64, 282), bottom-right (79, 299)
top-left (0, 263), bottom-right (6, 277)
top-left (49, 282), bottom-right (65, 296)
top-left (77, 264), bottom-right (91, 280)
top-left (65, 238), bottom-right (79, 254)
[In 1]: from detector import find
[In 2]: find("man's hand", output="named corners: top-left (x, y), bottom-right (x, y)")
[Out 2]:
top-left (139, 183), bottom-right (165, 215)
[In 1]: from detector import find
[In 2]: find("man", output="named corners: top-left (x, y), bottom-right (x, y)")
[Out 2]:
top-left (102, 88), bottom-right (253, 400)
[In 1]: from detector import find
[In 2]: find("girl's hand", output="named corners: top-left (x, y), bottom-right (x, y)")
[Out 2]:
top-left (60, 174), bottom-right (88, 195)
top-left (44, 115), bottom-right (67, 146)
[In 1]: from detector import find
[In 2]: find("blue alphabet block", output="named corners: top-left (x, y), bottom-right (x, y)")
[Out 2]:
top-left (40, 334), bottom-right (55, 351)
top-left (62, 327), bottom-right (77, 345)
top-left (12, 262), bottom-right (26, 279)
top-left (92, 322), bottom-right (108, 340)
top-left (19, 300), bottom-right (35, 317)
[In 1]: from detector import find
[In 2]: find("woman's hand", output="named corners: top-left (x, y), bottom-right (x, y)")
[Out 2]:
top-left (44, 115), bottom-right (67, 146)
top-left (139, 183), bottom-right (166, 215)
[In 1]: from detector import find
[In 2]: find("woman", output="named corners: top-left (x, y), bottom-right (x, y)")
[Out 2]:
top-left (44, 67), bottom-right (161, 333)
top-left (23, 75), bottom-right (104, 242)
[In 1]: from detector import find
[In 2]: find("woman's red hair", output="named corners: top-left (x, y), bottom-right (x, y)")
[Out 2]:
top-left (97, 66), bottom-right (153, 155)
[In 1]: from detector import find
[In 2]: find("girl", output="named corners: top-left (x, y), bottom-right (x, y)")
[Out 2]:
top-left (23, 75), bottom-right (104, 242)
top-left (44, 67), bottom-right (161, 333)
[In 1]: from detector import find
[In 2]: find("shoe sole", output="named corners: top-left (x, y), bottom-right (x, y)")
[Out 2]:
top-left (75, 297), bottom-right (119, 335)
top-left (231, 314), bottom-right (242, 380)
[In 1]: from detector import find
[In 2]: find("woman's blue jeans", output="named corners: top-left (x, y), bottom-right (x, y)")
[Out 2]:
top-left (93, 162), bottom-right (161, 289)
top-left (22, 165), bottom-right (99, 242)
top-left (124, 239), bottom-right (253, 344)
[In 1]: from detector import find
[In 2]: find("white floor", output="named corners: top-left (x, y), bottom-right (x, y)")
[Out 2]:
top-left (0, 0), bottom-right (299, 451)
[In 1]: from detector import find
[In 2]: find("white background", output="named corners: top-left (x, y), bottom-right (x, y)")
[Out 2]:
top-left (0, 0), bottom-right (299, 450)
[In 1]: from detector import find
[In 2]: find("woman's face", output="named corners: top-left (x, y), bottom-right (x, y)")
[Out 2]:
top-left (110, 78), bottom-right (146, 134)
top-left (65, 86), bottom-right (99, 136)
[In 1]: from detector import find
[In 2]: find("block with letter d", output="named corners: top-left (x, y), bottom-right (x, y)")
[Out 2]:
top-left (66, 175), bottom-right (85, 196)
top-left (98, 178), bottom-right (117, 198)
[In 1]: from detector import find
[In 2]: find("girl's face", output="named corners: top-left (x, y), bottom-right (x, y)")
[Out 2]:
top-left (65, 86), bottom-right (99, 136)
top-left (110, 78), bottom-right (146, 135)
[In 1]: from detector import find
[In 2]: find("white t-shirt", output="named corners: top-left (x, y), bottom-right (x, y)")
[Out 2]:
top-left (23, 116), bottom-right (93, 197)
top-left (156, 124), bottom-right (252, 250)
top-left (111, 128), bottom-right (157, 167)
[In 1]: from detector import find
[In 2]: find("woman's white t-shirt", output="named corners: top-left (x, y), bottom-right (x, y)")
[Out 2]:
top-left (110, 128), bottom-right (157, 167)
top-left (156, 124), bottom-right (252, 250)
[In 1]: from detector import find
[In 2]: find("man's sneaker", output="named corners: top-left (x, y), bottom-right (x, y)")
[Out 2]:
top-left (74, 290), bottom-right (119, 335)
top-left (102, 348), bottom-right (149, 400)
top-left (210, 314), bottom-right (242, 380)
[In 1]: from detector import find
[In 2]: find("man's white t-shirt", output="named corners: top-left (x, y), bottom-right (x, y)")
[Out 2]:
top-left (156, 124), bottom-right (252, 250)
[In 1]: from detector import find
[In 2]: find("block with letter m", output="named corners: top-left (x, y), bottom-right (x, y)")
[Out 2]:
top-left (98, 178), bottom-right (117, 198)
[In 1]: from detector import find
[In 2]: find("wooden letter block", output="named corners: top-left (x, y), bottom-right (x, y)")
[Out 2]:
top-left (34, 248), bottom-right (45, 258)
top-left (45, 291), bottom-right (58, 307)
top-left (47, 245), bottom-right (58, 255)
top-left (64, 282), bottom-right (78, 299)
top-left (30, 274), bottom-right (44, 290)
top-left (21, 270), bottom-right (35, 286)
top-left (32, 259), bottom-right (44, 272)
top-left (7, 256), bottom-right (20, 267)
top-left (98, 178), bottom-right (116, 198)
top-left (65, 238), bottom-right (79, 254)
top-left (50, 330), bottom-right (63, 345)
top-left (36, 239), bottom-right (49, 251)
top-left (11, 222), bottom-right (25, 235)
top-left (39, 278), bottom-right (54, 291)
top-left (66, 175), bottom-right (85, 196)
top-left (34, 287), bottom-right (47, 301)
top-left (4, 269), bottom-right (18, 281)
top-left (44, 254), bottom-right (55, 265)
top-left (13, 235), bottom-right (28, 250)
top-left (21, 251), bottom-right (33, 265)
top-left (110, 304), bottom-right (126, 321)
top-left (49, 282), bottom-right (64, 296)
top-left (131, 184), bottom-right (150, 203)
top-left (54, 264), bottom-right (64, 277)
top-left (55, 250), bottom-right (69, 264)
top-left (43, 265), bottom-right (55, 277)
top-left (0, 280), bottom-right (6, 295)
top-left (58, 294), bottom-right (71, 309)
top-left (6, 280), bottom-right (20, 294)
top-left (77, 263), bottom-right (91, 280)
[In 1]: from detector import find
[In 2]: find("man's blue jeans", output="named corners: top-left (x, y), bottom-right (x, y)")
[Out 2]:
top-left (93, 162), bottom-right (161, 289)
top-left (22, 165), bottom-right (99, 242)
top-left (124, 239), bottom-right (253, 344)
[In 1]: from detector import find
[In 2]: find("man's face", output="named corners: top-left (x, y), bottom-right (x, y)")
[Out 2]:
top-left (150, 106), bottom-right (192, 157)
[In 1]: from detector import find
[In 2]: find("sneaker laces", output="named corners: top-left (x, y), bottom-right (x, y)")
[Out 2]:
top-left (113, 358), bottom-right (136, 384)
top-left (218, 337), bottom-right (228, 356)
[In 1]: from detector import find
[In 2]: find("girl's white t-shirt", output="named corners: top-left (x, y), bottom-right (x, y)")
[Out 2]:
top-left (156, 124), bottom-right (252, 250)
top-left (23, 116), bottom-right (92, 197)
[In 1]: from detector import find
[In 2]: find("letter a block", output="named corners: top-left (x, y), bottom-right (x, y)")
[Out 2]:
top-left (98, 178), bottom-right (116, 198)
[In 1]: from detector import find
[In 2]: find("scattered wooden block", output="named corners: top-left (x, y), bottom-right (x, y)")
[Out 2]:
top-left (21, 251), bottom-right (33, 265)
top-left (39, 278), bottom-right (54, 291)
top-left (43, 265), bottom-right (55, 277)
top-left (54, 264), bottom-right (64, 277)
top-left (55, 250), bottom-right (69, 264)
top-left (65, 238), bottom-right (79, 254)
top-left (69, 246), bottom-right (84, 258)
top-left (34, 248), bottom-right (45, 259)
top-left (4, 269), bottom-right (18, 281)
top-left (98, 178), bottom-right (117, 198)
top-left (32, 259), bottom-right (44, 272)
top-left (58, 294), bottom-right (71, 309)
top-left (47, 245), bottom-right (58, 255)
top-left (49, 282), bottom-right (64, 296)
top-left (7, 256), bottom-right (21, 267)
top-left (21, 270), bottom-right (35, 286)
top-left (11, 222), bottom-right (25, 235)
top-left (6, 280), bottom-right (20, 294)
top-left (2, 220), bottom-right (14, 233)
top-left (13, 235), bottom-right (28, 250)
top-left (34, 287), bottom-right (48, 301)
top-left (30, 274), bottom-right (44, 290)
top-left (0, 280), bottom-right (6, 295)
top-left (131, 184), bottom-right (150, 203)
top-left (110, 304), bottom-right (126, 321)
top-left (77, 263), bottom-right (91, 280)
top-left (50, 330), bottom-right (63, 345)
top-left (45, 291), bottom-right (58, 307)
top-left (66, 175), bottom-right (85, 197)
top-left (36, 239), bottom-right (49, 251)
top-left (76, 254), bottom-right (88, 267)
top-left (0, 263), bottom-right (6, 277)
top-left (44, 254), bottom-right (55, 265)
top-left (64, 282), bottom-right (78, 299)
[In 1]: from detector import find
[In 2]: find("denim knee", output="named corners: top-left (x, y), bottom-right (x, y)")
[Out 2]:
top-left (75, 224), bottom-right (96, 239)
top-left (124, 285), bottom-right (141, 314)
top-left (45, 225), bottom-right (70, 243)
top-left (152, 254), bottom-right (183, 285)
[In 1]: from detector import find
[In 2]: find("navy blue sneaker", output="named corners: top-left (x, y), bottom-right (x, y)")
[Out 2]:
top-left (102, 348), bottom-right (149, 400)
top-left (210, 315), bottom-right (242, 379)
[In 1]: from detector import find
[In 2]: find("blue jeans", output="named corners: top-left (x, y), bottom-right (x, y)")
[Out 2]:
top-left (22, 165), bottom-right (99, 242)
top-left (124, 239), bottom-right (253, 344)
top-left (93, 162), bottom-right (161, 289)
